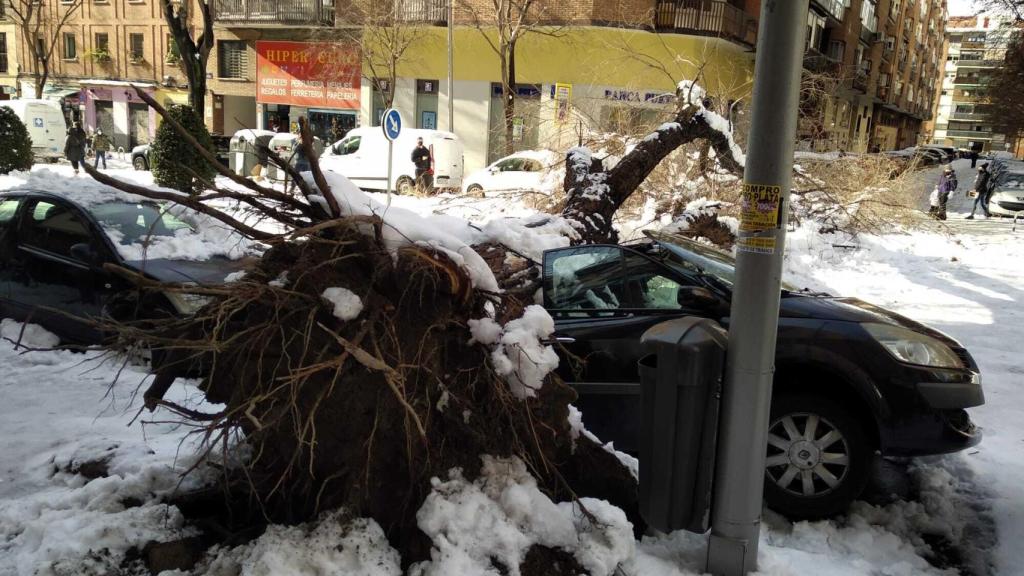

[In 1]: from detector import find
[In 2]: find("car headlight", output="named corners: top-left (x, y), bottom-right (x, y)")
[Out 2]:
top-left (863, 323), bottom-right (962, 368)
top-left (164, 291), bottom-right (214, 316)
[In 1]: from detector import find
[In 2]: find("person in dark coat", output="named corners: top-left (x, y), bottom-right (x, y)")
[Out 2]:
top-left (966, 162), bottom-right (993, 219)
top-left (969, 149), bottom-right (979, 169)
top-left (64, 122), bottom-right (87, 175)
top-left (934, 165), bottom-right (958, 220)
top-left (411, 137), bottom-right (432, 193)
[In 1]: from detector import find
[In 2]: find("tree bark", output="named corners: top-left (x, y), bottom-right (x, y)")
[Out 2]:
top-left (163, 0), bottom-right (214, 116)
top-left (503, 37), bottom-right (518, 157)
top-left (561, 106), bottom-right (745, 244)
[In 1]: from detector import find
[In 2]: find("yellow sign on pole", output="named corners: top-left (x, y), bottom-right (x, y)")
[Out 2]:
top-left (554, 83), bottom-right (572, 124)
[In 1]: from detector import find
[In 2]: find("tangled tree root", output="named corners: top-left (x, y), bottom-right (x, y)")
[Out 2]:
top-left (136, 220), bottom-right (639, 571)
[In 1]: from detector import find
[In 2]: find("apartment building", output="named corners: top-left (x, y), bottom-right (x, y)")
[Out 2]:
top-left (206, 0), bottom-right (760, 171)
top-left (930, 13), bottom-right (1018, 154)
top-left (0, 2), bottom-right (17, 100)
top-left (799, 0), bottom-right (947, 153)
top-left (10, 0), bottom-right (193, 149)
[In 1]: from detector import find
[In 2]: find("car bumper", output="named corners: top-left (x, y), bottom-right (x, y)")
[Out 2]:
top-left (990, 200), bottom-right (1024, 217)
top-left (881, 408), bottom-right (982, 456)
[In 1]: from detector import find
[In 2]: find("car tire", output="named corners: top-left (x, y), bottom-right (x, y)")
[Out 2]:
top-left (467, 184), bottom-right (484, 197)
top-left (763, 394), bottom-right (872, 520)
top-left (133, 156), bottom-right (148, 171)
top-left (396, 176), bottom-right (415, 195)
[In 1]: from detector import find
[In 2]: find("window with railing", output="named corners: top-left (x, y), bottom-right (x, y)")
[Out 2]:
top-left (217, 40), bottom-right (247, 79)
top-left (807, 10), bottom-right (826, 52)
top-left (129, 33), bottom-right (144, 62)
top-left (817, 0), bottom-right (845, 21)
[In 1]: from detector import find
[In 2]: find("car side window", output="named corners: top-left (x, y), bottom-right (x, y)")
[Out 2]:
top-left (523, 160), bottom-right (543, 172)
top-left (19, 200), bottom-right (92, 259)
top-left (618, 253), bottom-right (687, 309)
top-left (495, 158), bottom-right (523, 172)
top-left (0, 198), bottom-right (20, 229)
top-left (545, 246), bottom-right (628, 315)
top-left (335, 136), bottom-right (360, 155)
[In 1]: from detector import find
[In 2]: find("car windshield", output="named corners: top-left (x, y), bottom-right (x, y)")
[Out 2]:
top-left (996, 172), bottom-right (1024, 190)
top-left (648, 232), bottom-right (799, 292)
top-left (89, 201), bottom-right (195, 244)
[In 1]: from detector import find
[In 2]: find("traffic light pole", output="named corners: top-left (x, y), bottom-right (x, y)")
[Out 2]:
top-left (706, 1), bottom-right (808, 575)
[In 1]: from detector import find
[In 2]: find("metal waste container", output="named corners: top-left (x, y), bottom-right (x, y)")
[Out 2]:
top-left (268, 134), bottom-right (324, 182)
top-left (638, 317), bottom-right (726, 534)
top-left (229, 129), bottom-right (275, 177)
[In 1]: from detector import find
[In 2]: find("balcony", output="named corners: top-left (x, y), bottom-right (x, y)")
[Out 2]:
top-left (956, 59), bottom-right (1004, 68)
top-left (853, 71), bottom-right (869, 92)
top-left (812, 0), bottom-right (846, 21)
top-left (951, 111), bottom-right (989, 121)
top-left (213, 0), bottom-right (335, 26)
top-left (655, 0), bottom-right (758, 48)
top-left (877, 85), bottom-right (890, 101)
top-left (394, 0), bottom-right (448, 24)
top-left (804, 53), bottom-right (843, 75)
top-left (946, 129), bottom-right (992, 138)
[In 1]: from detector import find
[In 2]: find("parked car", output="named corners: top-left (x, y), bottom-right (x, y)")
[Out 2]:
top-left (132, 134), bottom-right (231, 171)
top-left (0, 99), bottom-right (68, 161)
top-left (922, 145), bottom-right (957, 163)
top-left (988, 166), bottom-right (1024, 218)
top-left (462, 151), bottom-right (560, 195)
top-left (913, 147), bottom-right (946, 166)
top-left (0, 190), bottom-right (246, 344)
top-left (321, 128), bottom-right (464, 193)
top-left (542, 232), bottom-right (983, 519)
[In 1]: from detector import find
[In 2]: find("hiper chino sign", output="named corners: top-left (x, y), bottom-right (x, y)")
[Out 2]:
top-left (256, 41), bottom-right (361, 109)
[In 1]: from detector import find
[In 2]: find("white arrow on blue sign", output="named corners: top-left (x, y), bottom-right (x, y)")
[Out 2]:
top-left (382, 108), bottom-right (402, 141)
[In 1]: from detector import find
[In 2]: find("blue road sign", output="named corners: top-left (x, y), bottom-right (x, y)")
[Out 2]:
top-left (382, 108), bottom-right (402, 141)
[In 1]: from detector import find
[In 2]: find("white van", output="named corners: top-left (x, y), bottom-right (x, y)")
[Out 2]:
top-left (0, 99), bottom-right (67, 160)
top-left (321, 127), bottom-right (464, 193)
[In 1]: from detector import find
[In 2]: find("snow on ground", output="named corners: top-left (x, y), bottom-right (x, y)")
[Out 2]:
top-left (1, 158), bottom-right (1022, 574)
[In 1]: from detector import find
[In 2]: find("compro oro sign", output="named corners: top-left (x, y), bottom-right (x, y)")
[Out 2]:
top-left (256, 41), bottom-right (361, 109)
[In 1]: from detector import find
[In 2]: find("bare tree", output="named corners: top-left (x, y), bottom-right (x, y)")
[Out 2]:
top-left (7, 0), bottom-right (84, 98)
top-left (462, 0), bottom-right (563, 156)
top-left (161, 0), bottom-right (214, 114)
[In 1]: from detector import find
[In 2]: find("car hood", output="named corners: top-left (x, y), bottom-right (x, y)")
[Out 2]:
top-left (124, 256), bottom-right (252, 285)
top-left (780, 295), bottom-right (961, 346)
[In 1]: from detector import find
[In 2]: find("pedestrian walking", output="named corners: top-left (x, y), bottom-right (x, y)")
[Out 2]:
top-left (933, 164), bottom-right (958, 221)
top-left (970, 149), bottom-right (979, 168)
top-left (965, 162), bottom-right (993, 219)
top-left (91, 129), bottom-right (112, 170)
top-left (64, 122), bottom-right (87, 175)
top-left (411, 137), bottom-right (432, 193)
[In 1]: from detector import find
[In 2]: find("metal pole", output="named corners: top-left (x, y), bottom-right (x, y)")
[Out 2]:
top-left (387, 140), bottom-right (394, 196)
top-left (706, 1), bottom-right (808, 575)
top-left (447, 0), bottom-right (455, 132)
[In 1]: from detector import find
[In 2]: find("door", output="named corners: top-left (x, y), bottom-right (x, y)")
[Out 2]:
top-left (94, 101), bottom-right (115, 144)
top-left (542, 244), bottom-right (722, 450)
top-left (325, 134), bottom-right (368, 185)
top-left (129, 103), bottom-right (151, 148)
top-left (8, 198), bottom-right (116, 343)
top-left (487, 157), bottom-right (526, 191)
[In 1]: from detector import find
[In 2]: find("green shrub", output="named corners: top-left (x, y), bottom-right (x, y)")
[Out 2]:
top-left (151, 105), bottom-right (215, 195)
top-left (0, 106), bottom-right (34, 174)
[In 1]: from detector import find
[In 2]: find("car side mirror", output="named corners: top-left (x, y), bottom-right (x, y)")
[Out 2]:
top-left (70, 243), bottom-right (100, 266)
top-left (488, 167), bottom-right (498, 174)
top-left (677, 286), bottom-right (719, 309)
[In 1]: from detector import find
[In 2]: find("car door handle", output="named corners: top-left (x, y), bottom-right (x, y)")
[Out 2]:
top-left (542, 336), bottom-right (576, 345)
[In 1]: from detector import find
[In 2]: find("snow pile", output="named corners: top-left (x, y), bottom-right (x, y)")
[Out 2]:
top-left (475, 214), bottom-right (580, 262)
top-left (311, 171), bottom-right (500, 292)
top-left (202, 511), bottom-right (401, 576)
top-left (660, 198), bottom-right (739, 236)
top-left (412, 456), bottom-right (635, 576)
top-left (566, 147), bottom-right (611, 201)
top-left (0, 319), bottom-right (59, 349)
top-left (321, 287), bottom-right (364, 321)
top-left (469, 305), bottom-right (560, 400)
top-left (105, 219), bottom-right (253, 263)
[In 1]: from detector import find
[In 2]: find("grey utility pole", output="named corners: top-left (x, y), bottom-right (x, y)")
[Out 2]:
top-left (706, 1), bottom-right (808, 575)
top-left (447, 0), bottom-right (455, 131)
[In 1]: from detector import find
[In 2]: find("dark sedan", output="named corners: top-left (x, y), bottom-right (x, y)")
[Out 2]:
top-left (0, 190), bottom-right (246, 344)
top-left (542, 232), bottom-right (983, 519)
top-left (132, 135), bottom-right (231, 171)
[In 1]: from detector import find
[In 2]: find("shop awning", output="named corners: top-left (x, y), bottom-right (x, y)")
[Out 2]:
top-left (42, 87), bottom-right (81, 100)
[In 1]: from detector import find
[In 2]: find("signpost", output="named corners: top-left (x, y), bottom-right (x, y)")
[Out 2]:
top-left (706, 1), bottom-right (809, 575)
top-left (382, 108), bottom-right (403, 196)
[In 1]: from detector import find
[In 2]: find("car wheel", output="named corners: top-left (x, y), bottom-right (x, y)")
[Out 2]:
top-left (396, 176), bottom-right (415, 195)
top-left (467, 184), bottom-right (484, 197)
top-left (133, 156), bottom-right (148, 171)
top-left (763, 394), bottom-right (871, 519)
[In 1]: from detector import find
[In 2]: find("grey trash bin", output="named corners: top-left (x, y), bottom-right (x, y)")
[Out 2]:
top-left (638, 316), bottom-right (726, 534)
top-left (229, 130), bottom-right (275, 177)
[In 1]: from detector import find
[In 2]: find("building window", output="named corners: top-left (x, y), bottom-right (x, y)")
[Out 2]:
top-left (62, 33), bottom-right (76, 60)
top-left (166, 34), bottom-right (181, 63)
top-left (416, 79), bottom-right (439, 129)
top-left (217, 40), bottom-right (247, 79)
top-left (128, 33), bottom-right (144, 62)
top-left (806, 10), bottom-right (826, 53)
top-left (860, 0), bottom-right (877, 33)
top-left (94, 32), bottom-right (109, 53)
top-left (0, 33), bottom-right (7, 74)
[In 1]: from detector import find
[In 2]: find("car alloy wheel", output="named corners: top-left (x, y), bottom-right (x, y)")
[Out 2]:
top-left (133, 156), bottom-right (147, 171)
top-left (766, 412), bottom-right (851, 497)
top-left (762, 394), bottom-right (871, 519)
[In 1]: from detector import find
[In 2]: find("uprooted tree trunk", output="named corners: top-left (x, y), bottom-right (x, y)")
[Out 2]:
top-left (84, 85), bottom-right (640, 572)
top-left (561, 96), bottom-right (746, 245)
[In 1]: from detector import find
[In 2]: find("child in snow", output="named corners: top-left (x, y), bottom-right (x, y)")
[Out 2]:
top-left (933, 165), bottom-right (958, 221)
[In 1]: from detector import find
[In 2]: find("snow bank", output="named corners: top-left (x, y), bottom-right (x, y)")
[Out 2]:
top-left (413, 456), bottom-right (635, 576)
top-left (321, 287), bottom-right (364, 321)
top-left (0, 319), bottom-right (59, 349)
top-left (469, 305), bottom-right (559, 399)
top-left (202, 511), bottom-right (401, 576)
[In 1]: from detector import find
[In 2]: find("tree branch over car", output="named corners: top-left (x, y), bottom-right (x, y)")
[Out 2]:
top-left (6, 0), bottom-right (84, 98)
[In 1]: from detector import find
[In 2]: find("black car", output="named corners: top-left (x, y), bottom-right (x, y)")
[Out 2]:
top-left (0, 190), bottom-right (246, 344)
top-left (542, 232), bottom-right (983, 519)
top-left (132, 135), bottom-right (231, 171)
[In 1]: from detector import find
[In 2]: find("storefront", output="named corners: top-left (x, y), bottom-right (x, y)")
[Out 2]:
top-left (81, 81), bottom-right (158, 150)
top-left (255, 40), bottom-right (361, 144)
